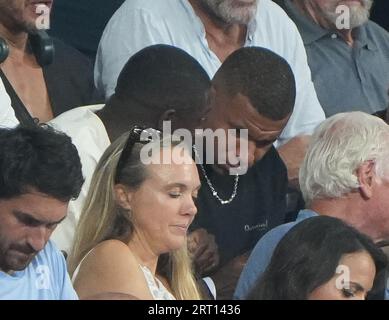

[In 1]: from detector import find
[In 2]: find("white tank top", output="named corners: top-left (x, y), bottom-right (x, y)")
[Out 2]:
top-left (140, 265), bottom-right (175, 300)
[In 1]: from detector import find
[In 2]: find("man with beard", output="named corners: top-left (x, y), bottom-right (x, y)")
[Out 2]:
top-left (275, 0), bottom-right (389, 117)
top-left (95, 0), bottom-right (327, 185)
top-left (0, 0), bottom-right (101, 124)
top-left (0, 125), bottom-right (84, 299)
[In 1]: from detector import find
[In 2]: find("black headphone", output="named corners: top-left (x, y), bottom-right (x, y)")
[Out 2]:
top-left (0, 30), bottom-right (54, 66)
top-left (0, 37), bottom-right (9, 64)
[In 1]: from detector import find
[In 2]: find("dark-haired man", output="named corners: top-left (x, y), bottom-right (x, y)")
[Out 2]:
top-left (190, 47), bottom-right (296, 299)
top-left (49, 44), bottom-right (212, 253)
top-left (0, 125), bottom-right (84, 299)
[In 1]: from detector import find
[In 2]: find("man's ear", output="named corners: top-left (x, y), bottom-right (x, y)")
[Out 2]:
top-left (114, 184), bottom-right (133, 210)
top-left (158, 109), bottom-right (176, 129)
top-left (357, 161), bottom-right (376, 199)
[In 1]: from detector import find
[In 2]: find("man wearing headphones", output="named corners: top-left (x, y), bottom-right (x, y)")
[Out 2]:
top-left (0, 0), bottom-right (101, 124)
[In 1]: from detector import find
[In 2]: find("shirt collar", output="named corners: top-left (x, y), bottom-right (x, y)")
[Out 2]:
top-left (353, 24), bottom-right (378, 51)
top-left (181, 0), bottom-right (257, 42)
top-left (296, 209), bottom-right (318, 222)
top-left (180, 0), bottom-right (206, 36)
top-left (247, 15), bottom-right (257, 41)
top-left (284, 0), bottom-right (377, 51)
top-left (284, 0), bottom-right (329, 45)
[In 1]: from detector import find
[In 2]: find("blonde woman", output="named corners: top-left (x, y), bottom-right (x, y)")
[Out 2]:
top-left (68, 127), bottom-right (202, 300)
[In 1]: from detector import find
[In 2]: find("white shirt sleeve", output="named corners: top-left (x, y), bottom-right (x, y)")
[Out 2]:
top-left (95, 6), bottom-right (173, 99)
top-left (276, 21), bottom-right (326, 145)
top-left (0, 78), bottom-right (19, 128)
top-left (259, 0), bottom-right (326, 145)
top-left (49, 105), bottom-right (110, 254)
top-left (202, 277), bottom-right (217, 300)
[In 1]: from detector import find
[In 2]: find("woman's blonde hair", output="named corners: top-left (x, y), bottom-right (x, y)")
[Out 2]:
top-left (67, 132), bottom-right (201, 299)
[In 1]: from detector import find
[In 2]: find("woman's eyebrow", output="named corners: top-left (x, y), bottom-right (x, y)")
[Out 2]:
top-left (349, 282), bottom-right (365, 292)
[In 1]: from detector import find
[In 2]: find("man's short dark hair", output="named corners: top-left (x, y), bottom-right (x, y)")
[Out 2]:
top-left (214, 46), bottom-right (296, 121)
top-left (0, 125), bottom-right (84, 202)
top-left (110, 44), bottom-right (211, 116)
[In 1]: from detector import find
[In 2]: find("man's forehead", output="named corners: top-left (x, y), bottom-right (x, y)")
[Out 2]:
top-left (223, 94), bottom-right (288, 129)
top-left (13, 209), bottom-right (67, 225)
top-left (3, 192), bottom-right (68, 220)
top-left (216, 92), bottom-right (254, 115)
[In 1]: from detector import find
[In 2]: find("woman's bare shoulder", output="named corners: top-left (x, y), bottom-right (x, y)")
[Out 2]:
top-left (74, 239), bottom-right (153, 299)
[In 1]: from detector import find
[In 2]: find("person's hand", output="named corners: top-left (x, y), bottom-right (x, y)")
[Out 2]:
top-left (210, 252), bottom-right (251, 300)
top-left (277, 135), bottom-right (311, 189)
top-left (188, 228), bottom-right (219, 276)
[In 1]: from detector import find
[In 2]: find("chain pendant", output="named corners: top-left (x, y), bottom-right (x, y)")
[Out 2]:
top-left (193, 145), bottom-right (239, 205)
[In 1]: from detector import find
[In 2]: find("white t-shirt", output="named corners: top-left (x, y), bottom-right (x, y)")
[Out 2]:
top-left (95, 0), bottom-right (325, 146)
top-left (49, 105), bottom-right (110, 254)
top-left (0, 241), bottom-right (77, 300)
top-left (0, 78), bottom-right (18, 128)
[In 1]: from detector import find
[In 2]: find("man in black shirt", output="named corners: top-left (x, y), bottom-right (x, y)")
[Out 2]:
top-left (189, 47), bottom-right (296, 299)
top-left (0, 0), bottom-right (101, 125)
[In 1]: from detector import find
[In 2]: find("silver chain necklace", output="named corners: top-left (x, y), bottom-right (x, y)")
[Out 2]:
top-left (193, 146), bottom-right (239, 205)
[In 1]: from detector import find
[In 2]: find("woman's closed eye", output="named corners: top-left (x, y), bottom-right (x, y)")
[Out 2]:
top-left (169, 190), bottom-right (182, 198)
top-left (341, 288), bottom-right (356, 298)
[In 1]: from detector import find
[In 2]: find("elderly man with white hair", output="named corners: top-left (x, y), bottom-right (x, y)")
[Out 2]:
top-left (235, 111), bottom-right (389, 300)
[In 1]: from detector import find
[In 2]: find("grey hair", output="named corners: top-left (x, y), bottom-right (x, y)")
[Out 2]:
top-left (300, 112), bottom-right (389, 206)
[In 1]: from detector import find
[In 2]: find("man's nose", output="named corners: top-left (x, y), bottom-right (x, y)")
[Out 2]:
top-left (27, 226), bottom-right (50, 252)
